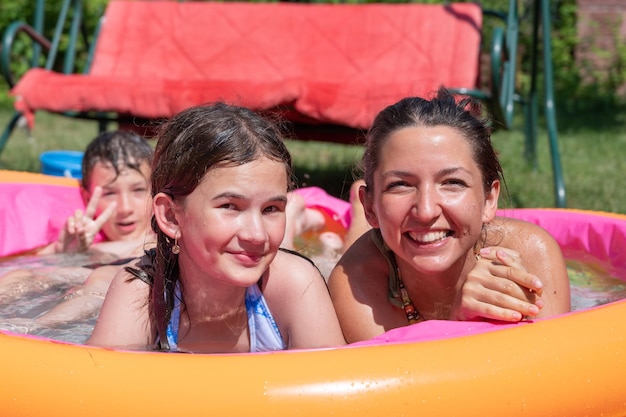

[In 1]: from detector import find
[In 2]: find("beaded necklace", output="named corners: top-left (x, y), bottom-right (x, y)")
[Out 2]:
top-left (369, 228), bottom-right (422, 324)
top-left (396, 267), bottom-right (420, 324)
top-left (396, 245), bottom-right (483, 324)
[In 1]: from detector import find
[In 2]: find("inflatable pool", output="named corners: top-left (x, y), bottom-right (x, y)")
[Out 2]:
top-left (1, 169), bottom-right (626, 417)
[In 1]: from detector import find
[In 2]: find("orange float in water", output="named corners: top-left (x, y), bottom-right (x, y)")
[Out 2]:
top-left (1, 170), bottom-right (626, 417)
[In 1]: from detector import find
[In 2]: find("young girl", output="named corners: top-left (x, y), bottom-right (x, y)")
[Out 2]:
top-left (87, 103), bottom-right (346, 352)
top-left (328, 88), bottom-right (571, 343)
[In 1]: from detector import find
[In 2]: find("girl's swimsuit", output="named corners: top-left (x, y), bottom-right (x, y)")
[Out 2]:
top-left (128, 248), bottom-right (316, 352)
top-left (164, 282), bottom-right (286, 352)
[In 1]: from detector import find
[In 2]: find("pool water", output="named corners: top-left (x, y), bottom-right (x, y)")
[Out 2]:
top-left (0, 251), bottom-right (116, 344)
top-left (1, 240), bottom-right (625, 345)
top-left (564, 248), bottom-right (626, 311)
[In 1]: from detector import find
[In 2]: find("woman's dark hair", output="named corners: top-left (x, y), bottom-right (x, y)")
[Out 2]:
top-left (147, 102), bottom-right (294, 349)
top-left (81, 130), bottom-right (154, 190)
top-left (361, 87), bottom-right (504, 194)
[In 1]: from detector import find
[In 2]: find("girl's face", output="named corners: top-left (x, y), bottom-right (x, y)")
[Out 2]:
top-left (172, 157), bottom-right (288, 288)
top-left (362, 125), bottom-right (499, 275)
top-left (85, 160), bottom-right (152, 242)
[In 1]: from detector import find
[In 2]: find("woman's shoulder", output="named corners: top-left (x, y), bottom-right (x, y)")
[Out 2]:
top-left (334, 230), bottom-right (386, 273)
top-left (491, 215), bottom-right (554, 236)
top-left (489, 216), bottom-right (561, 254)
top-left (328, 230), bottom-right (389, 295)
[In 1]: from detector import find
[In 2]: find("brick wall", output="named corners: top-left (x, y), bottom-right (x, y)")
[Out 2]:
top-left (577, 0), bottom-right (626, 76)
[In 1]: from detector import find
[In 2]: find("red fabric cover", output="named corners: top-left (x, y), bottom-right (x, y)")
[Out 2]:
top-left (12, 1), bottom-right (482, 130)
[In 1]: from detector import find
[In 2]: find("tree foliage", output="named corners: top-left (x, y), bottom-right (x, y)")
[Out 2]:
top-left (0, 0), bottom-right (107, 107)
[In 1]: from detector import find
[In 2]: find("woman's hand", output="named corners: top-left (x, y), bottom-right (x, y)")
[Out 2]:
top-left (54, 186), bottom-right (117, 253)
top-left (451, 247), bottom-right (544, 322)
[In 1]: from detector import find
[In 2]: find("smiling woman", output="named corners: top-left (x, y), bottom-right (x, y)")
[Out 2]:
top-left (328, 88), bottom-right (572, 343)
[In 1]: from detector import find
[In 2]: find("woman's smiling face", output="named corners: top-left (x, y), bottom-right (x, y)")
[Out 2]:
top-left (363, 125), bottom-right (499, 275)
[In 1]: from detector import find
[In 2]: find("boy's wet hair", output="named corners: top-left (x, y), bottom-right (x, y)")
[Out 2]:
top-left (81, 130), bottom-right (154, 190)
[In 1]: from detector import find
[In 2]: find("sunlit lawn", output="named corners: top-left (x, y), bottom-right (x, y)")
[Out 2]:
top-left (1, 107), bottom-right (625, 213)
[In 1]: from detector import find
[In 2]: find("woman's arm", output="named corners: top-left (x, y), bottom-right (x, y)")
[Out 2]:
top-left (453, 218), bottom-right (570, 322)
top-left (502, 219), bottom-right (571, 317)
top-left (452, 246), bottom-right (545, 321)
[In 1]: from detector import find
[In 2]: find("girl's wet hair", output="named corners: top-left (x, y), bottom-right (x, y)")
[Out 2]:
top-left (361, 87), bottom-right (504, 194)
top-left (150, 102), bottom-right (294, 203)
top-left (81, 130), bottom-right (154, 190)
top-left (147, 102), bottom-right (294, 349)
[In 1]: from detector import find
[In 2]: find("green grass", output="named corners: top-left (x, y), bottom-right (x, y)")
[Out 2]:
top-left (1, 108), bottom-right (626, 213)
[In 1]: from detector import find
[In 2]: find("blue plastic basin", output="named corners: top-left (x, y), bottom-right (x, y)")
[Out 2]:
top-left (40, 150), bottom-right (84, 179)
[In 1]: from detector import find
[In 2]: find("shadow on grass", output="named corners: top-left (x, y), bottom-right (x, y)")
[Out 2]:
top-left (555, 93), bottom-right (626, 133)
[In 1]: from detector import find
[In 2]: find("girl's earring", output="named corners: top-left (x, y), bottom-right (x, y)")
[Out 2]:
top-left (172, 238), bottom-right (180, 255)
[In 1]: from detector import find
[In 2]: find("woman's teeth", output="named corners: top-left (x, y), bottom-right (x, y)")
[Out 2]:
top-left (408, 230), bottom-right (451, 243)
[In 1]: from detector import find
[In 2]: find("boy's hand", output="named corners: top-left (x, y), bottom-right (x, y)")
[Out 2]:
top-left (55, 187), bottom-right (117, 253)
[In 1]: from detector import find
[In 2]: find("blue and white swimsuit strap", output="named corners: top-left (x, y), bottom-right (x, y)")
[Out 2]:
top-left (245, 283), bottom-right (286, 352)
top-left (164, 283), bottom-right (182, 351)
top-left (164, 282), bottom-right (286, 352)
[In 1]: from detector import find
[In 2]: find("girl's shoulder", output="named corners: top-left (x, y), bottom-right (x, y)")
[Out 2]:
top-left (268, 248), bottom-right (322, 284)
top-left (276, 247), bottom-right (317, 266)
top-left (262, 248), bottom-right (330, 315)
top-left (108, 264), bottom-right (152, 295)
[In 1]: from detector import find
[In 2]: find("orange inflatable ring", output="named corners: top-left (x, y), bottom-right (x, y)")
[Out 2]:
top-left (1, 170), bottom-right (626, 417)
